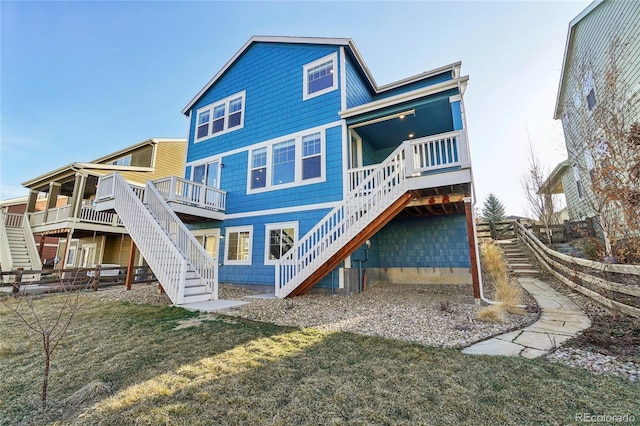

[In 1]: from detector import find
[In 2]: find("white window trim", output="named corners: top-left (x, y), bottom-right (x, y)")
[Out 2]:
top-left (247, 128), bottom-right (326, 194)
top-left (194, 91), bottom-right (246, 143)
top-left (264, 221), bottom-right (298, 265)
top-left (111, 154), bottom-right (131, 166)
top-left (190, 158), bottom-right (222, 188)
top-left (303, 52), bottom-right (338, 101)
top-left (224, 225), bottom-right (253, 266)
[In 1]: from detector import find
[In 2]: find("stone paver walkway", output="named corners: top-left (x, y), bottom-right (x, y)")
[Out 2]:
top-left (462, 277), bottom-right (592, 358)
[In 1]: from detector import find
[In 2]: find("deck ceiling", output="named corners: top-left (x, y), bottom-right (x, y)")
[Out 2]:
top-left (352, 97), bottom-right (454, 150)
top-left (398, 183), bottom-right (471, 217)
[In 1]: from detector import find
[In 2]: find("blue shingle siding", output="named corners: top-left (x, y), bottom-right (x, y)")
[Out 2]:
top-left (367, 214), bottom-right (470, 268)
top-left (345, 54), bottom-right (373, 108)
top-left (373, 71), bottom-right (454, 101)
top-left (186, 43), bottom-right (342, 162)
top-left (217, 208), bottom-right (331, 286)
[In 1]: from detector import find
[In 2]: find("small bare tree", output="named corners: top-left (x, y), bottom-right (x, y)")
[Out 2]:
top-left (5, 284), bottom-right (84, 411)
top-left (521, 140), bottom-right (557, 244)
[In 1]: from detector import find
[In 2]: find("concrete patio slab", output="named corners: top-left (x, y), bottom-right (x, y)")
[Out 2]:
top-left (178, 299), bottom-right (250, 312)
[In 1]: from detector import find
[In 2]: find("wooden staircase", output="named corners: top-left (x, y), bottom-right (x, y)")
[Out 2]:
top-left (497, 239), bottom-right (540, 278)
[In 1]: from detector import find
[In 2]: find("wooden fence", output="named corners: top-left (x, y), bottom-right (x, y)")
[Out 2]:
top-left (478, 219), bottom-right (594, 244)
top-left (0, 265), bottom-right (157, 296)
top-left (514, 221), bottom-right (640, 318)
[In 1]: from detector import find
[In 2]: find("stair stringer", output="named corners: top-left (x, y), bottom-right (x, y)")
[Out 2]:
top-left (288, 192), bottom-right (413, 297)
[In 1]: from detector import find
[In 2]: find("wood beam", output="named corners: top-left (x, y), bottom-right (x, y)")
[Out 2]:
top-left (464, 199), bottom-right (481, 301)
top-left (125, 240), bottom-right (137, 290)
top-left (407, 193), bottom-right (466, 208)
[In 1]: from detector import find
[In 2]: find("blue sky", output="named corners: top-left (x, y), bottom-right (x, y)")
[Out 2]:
top-left (1, 0), bottom-right (591, 215)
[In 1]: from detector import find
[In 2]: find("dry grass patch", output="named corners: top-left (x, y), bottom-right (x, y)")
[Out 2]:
top-left (1, 292), bottom-right (637, 425)
top-left (478, 241), bottom-right (526, 321)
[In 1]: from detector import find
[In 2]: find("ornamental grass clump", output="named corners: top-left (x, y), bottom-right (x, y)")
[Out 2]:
top-left (478, 241), bottom-right (525, 322)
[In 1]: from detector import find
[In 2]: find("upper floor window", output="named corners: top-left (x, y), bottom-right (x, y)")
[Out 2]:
top-left (248, 130), bottom-right (325, 193)
top-left (111, 155), bottom-right (131, 166)
top-left (303, 53), bottom-right (338, 100)
top-left (583, 70), bottom-right (596, 111)
top-left (195, 91), bottom-right (246, 142)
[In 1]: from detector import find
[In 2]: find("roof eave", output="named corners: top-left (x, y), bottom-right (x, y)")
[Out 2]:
top-left (553, 0), bottom-right (604, 119)
top-left (339, 76), bottom-right (468, 120)
top-left (182, 35), bottom-right (352, 115)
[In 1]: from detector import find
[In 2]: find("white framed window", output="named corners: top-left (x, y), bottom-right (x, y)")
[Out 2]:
top-left (573, 164), bottom-right (583, 199)
top-left (264, 222), bottom-right (298, 265)
top-left (224, 226), bottom-right (253, 265)
top-left (303, 53), bottom-right (338, 100)
top-left (192, 160), bottom-right (221, 188)
top-left (193, 228), bottom-right (221, 261)
top-left (111, 155), bottom-right (131, 166)
top-left (195, 91), bottom-right (246, 142)
top-left (81, 244), bottom-right (97, 268)
top-left (247, 129), bottom-right (325, 193)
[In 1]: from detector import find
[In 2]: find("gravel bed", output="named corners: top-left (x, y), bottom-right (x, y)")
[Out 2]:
top-left (218, 282), bottom-right (537, 348)
top-left (547, 347), bottom-right (639, 382)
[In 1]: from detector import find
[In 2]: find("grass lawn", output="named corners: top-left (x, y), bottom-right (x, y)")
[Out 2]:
top-left (1, 293), bottom-right (638, 425)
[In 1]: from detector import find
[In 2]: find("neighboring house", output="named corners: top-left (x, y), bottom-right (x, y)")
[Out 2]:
top-left (1, 195), bottom-right (64, 266)
top-left (18, 138), bottom-right (186, 273)
top-left (552, 0), bottom-right (640, 231)
top-left (95, 36), bottom-right (479, 306)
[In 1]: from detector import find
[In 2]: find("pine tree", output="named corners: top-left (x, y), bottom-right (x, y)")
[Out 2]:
top-left (482, 193), bottom-right (506, 223)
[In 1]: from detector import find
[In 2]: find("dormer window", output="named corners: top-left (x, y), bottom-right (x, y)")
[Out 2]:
top-left (195, 91), bottom-right (246, 142)
top-left (303, 53), bottom-right (338, 100)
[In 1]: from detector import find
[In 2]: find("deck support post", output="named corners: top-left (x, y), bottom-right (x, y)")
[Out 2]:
top-left (59, 230), bottom-right (73, 282)
top-left (125, 240), bottom-right (137, 290)
top-left (464, 197), bottom-right (481, 304)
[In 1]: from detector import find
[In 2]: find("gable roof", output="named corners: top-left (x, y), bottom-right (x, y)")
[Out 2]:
top-left (21, 138), bottom-right (185, 189)
top-left (553, 0), bottom-right (605, 119)
top-left (182, 35), bottom-right (462, 115)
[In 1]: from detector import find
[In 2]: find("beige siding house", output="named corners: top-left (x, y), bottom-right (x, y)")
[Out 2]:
top-left (552, 0), bottom-right (640, 238)
top-left (21, 138), bottom-right (187, 269)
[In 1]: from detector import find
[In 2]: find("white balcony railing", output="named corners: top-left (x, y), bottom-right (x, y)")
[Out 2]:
top-left (153, 176), bottom-right (226, 212)
top-left (347, 131), bottom-right (468, 192)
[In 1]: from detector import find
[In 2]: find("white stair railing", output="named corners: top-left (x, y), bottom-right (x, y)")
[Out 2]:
top-left (275, 142), bottom-right (410, 298)
top-left (21, 212), bottom-right (42, 271)
top-left (106, 173), bottom-right (188, 304)
top-left (145, 182), bottom-right (218, 300)
top-left (0, 210), bottom-right (13, 275)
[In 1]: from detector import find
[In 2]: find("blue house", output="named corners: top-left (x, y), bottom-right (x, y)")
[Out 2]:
top-left (96, 36), bottom-right (480, 306)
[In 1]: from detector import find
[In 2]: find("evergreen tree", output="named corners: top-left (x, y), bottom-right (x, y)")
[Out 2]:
top-left (482, 193), bottom-right (506, 223)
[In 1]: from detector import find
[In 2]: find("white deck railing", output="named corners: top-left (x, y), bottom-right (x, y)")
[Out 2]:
top-left (347, 131), bottom-right (466, 192)
top-left (275, 141), bottom-right (409, 298)
top-left (153, 176), bottom-right (226, 211)
top-left (79, 206), bottom-right (122, 226)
